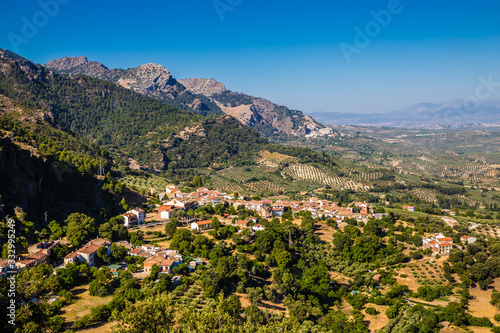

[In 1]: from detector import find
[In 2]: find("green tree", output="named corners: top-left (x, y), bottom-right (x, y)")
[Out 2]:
top-left (111, 244), bottom-right (128, 261)
top-left (120, 197), bottom-right (129, 212)
top-left (111, 294), bottom-right (175, 333)
top-left (66, 213), bottom-right (96, 247)
top-left (44, 274), bottom-right (63, 294)
top-left (164, 220), bottom-right (177, 238)
top-left (211, 216), bottom-right (222, 230)
top-left (97, 246), bottom-right (111, 264)
top-left (99, 216), bottom-right (128, 241)
top-left (244, 304), bottom-right (264, 325)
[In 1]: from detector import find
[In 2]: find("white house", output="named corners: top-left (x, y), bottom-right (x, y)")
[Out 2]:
top-left (191, 220), bottom-right (212, 231)
top-left (403, 205), bottom-right (415, 212)
top-left (130, 208), bottom-right (146, 224)
top-left (158, 205), bottom-right (173, 220)
top-left (252, 224), bottom-right (266, 232)
top-left (121, 213), bottom-right (138, 227)
top-left (460, 236), bottom-right (477, 245)
top-left (423, 233), bottom-right (454, 255)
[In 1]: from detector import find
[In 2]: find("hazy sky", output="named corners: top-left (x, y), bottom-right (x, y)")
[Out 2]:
top-left (1, 0), bottom-right (500, 114)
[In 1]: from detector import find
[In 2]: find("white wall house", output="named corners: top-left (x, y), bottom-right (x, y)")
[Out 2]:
top-left (191, 220), bottom-right (212, 231)
top-left (130, 208), bottom-right (146, 224)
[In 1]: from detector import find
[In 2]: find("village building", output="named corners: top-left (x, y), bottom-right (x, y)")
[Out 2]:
top-left (460, 236), bottom-right (477, 245)
top-left (235, 220), bottom-right (250, 228)
top-left (158, 205), bottom-right (173, 220)
top-left (130, 208), bottom-right (146, 224)
top-left (422, 233), bottom-right (454, 255)
top-left (28, 240), bottom-right (60, 256)
top-left (121, 212), bottom-right (138, 228)
top-left (16, 250), bottom-right (48, 270)
top-left (63, 238), bottom-right (110, 267)
top-left (403, 205), bottom-right (416, 212)
top-left (246, 200), bottom-right (269, 211)
top-left (252, 224), bottom-right (267, 232)
top-left (188, 258), bottom-right (206, 271)
top-left (258, 206), bottom-right (273, 218)
top-left (0, 259), bottom-right (12, 277)
top-left (143, 251), bottom-right (183, 274)
top-left (191, 220), bottom-right (212, 231)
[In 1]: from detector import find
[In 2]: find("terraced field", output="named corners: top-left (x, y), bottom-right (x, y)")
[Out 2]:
top-left (120, 174), bottom-right (170, 194)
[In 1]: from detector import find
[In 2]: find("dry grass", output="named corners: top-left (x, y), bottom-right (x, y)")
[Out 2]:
top-left (60, 283), bottom-right (113, 330)
top-left (440, 327), bottom-right (465, 333)
top-left (315, 222), bottom-right (337, 243)
top-left (441, 217), bottom-right (459, 228)
top-left (78, 321), bottom-right (115, 333)
top-left (361, 304), bottom-right (390, 332)
top-left (469, 328), bottom-right (497, 333)
top-left (467, 278), bottom-right (500, 324)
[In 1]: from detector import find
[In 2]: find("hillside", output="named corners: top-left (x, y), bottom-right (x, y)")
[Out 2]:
top-left (45, 56), bottom-right (322, 136)
top-left (0, 49), bottom-right (205, 170)
top-left (0, 93), bottom-right (125, 240)
top-left (1, 49), bottom-right (335, 184)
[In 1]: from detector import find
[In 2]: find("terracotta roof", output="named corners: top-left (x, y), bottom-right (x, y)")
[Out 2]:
top-left (196, 220), bottom-right (212, 225)
top-left (90, 238), bottom-right (110, 246)
top-left (26, 251), bottom-right (47, 260)
top-left (17, 258), bottom-right (36, 266)
top-left (460, 236), bottom-right (470, 239)
top-left (144, 259), bottom-right (175, 267)
top-left (78, 244), bottom-right (101, 255)
top-left (64, 252), bottom-right (80, 259)
top-left (130, 248), bottom-right (143, 254)
top-left (439, 242), bottom-right (452, 247)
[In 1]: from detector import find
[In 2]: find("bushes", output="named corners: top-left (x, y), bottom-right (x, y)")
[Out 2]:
top-left (365, 307), bottom-right (378, 315)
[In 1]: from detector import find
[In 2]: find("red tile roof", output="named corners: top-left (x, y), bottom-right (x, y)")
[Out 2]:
top-left (78, 244), bottom-right (101, 255)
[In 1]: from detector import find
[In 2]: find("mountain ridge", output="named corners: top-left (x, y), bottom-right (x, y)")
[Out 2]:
top-left (45, 56), bottom-right (322, 136)
top-left (307, 98), bottom-right (500, 129)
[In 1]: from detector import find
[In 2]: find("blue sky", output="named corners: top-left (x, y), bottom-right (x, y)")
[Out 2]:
top-left (1, 0), bottom-right (500, 114)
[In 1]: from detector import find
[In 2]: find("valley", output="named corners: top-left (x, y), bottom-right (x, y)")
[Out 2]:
top-left (1, 49), bottom-right (500, 333)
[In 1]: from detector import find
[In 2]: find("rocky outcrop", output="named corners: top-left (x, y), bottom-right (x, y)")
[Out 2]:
top-left (45, 56), bottom-right (222, 115)
top-left (178, 78), bottom-right (227, 97)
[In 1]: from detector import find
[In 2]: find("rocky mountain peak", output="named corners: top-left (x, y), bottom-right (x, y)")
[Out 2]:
top-left (0, 49), bottom-right (26, 61)
top-left (119, 63), bottom-right (174, 92)
top-left (45, 56), bottom-right (90, 70)
top-left (178, 78), bottom-right (227, 97)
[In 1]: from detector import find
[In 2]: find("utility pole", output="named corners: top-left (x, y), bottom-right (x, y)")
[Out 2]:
top-left (44, 211), bottom-right (48, 223)
top-left (98, 159), bottom-right (104, 177)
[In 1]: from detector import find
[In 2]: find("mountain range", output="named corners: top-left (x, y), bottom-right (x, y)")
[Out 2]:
top-left (307, 99), bottom-right (500, 129)
top-left (45, 56), bottom-right (322, 136)
top-left (0, 49), bottom-right (330, 173)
